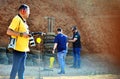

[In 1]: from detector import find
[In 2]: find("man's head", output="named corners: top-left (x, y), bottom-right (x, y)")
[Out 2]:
top-left (18, 4), bottom-right (30, 19)
top-left (57, 28), bottom-right (62, 33)
top-left (72, 26), bottom-right (77, 32)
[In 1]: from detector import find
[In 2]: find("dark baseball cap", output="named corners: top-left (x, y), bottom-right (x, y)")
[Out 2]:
top-left (72, 26), bottom-right (77, 31)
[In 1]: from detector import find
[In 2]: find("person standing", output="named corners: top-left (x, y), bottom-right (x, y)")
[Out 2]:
top-left (69, 26), bottom-right (81, 68)
top-left (52, 28), bottom-right (68, 74)
top-left (7, 4), bottom-right (31, 79)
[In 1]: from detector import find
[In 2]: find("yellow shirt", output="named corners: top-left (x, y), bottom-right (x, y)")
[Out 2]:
top-left (9, 15), bottom-right (30, 52)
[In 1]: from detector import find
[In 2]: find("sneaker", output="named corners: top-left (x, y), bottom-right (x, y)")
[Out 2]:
top-left (76, 66), bottom-right (80, 69)
top-left (69, 65), bottom-right (76, 68)
top-left (58, 71), bottom-right (65, 74)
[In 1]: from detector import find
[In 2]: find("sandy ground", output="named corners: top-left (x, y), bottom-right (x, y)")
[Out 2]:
top-left (43, 75), bottom-right (120, 79)
top-left (0, 53), bottom-right (120, 79)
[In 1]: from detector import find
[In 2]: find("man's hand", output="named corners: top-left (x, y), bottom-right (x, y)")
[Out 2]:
top-left (52, 49), bottom-right (55, 54)
top-left (41, 32), bottom-right (46, 36)
top-left (68, 36), bottom-right (72, 40)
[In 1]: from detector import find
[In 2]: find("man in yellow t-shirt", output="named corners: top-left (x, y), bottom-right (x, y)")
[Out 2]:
top-left (7, 4), bottom-right (30, 79)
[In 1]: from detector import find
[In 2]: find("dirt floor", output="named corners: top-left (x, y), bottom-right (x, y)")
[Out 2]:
top-left (43, 75), bottom-right (120, 79)
top-left (0, 52), bottom-right (120, 79)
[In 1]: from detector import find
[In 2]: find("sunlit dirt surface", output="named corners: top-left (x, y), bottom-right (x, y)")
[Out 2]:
top-left (43, 74), bottom-right (120, 79)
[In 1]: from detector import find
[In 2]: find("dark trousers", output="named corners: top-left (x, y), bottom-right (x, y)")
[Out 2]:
top-left (73, 48), bottom-right (81, 68)
top-left (10, 50), bottom-right (27, 79)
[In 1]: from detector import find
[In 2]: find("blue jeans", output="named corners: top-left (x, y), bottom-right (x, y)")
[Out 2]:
top-left (10, 50), bottom-right (27, 79)
top-left (57, 50), bottom-right (67, 72)
top-left (73, 48), bottom-right (81, 68)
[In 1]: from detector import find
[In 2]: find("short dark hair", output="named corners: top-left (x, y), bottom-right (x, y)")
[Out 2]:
top-left (18, 4), bottom-right (29, 11)
top-left (57, 28), bottom-right (62, 32)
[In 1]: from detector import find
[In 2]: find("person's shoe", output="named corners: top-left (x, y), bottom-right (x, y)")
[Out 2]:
top-left (58, 71), bottom-right (65, 74)
top-left (69, 65), bottom-right (76, 68)
top-left (75, 66), bottom-right (80, 69)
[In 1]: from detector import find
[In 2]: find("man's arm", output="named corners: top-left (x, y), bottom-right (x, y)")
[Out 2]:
top-left (7, 28), bottom-right (30, 38)
top-left (52, 43), bottom-right (57, 54)
top-left (7, 28), bottom-right (20, 37)
top-left (30, 32), bottom-right (46, 36)
top-left (68, 38), bottom-right (77, 43)
top-left (66, 42), bottom-right (68, 47)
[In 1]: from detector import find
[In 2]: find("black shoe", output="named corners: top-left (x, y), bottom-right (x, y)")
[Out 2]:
top-left (58, 71), bottom-right (65, 74)
top-left (76, 66), bottom-right (80, 69)
top-left (69, 66), bottom-right (76, 68)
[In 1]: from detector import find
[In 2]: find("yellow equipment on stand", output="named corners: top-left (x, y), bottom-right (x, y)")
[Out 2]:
top-left (36, 37), bottom-right (42, 44)
top-left (49, 56), bottom-right (55, 68)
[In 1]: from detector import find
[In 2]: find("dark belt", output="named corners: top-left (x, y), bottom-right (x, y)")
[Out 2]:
top-left (14, 50), bottom-right (26, 53)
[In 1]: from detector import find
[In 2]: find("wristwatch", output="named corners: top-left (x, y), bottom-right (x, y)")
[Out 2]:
top-left (20, 33), bottom-right (23, 37)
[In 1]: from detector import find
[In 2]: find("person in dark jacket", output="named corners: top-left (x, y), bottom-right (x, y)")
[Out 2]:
top-left (69, 26), bottom-right (82, 68)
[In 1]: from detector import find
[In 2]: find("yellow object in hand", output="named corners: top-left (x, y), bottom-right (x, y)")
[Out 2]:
top-left (36, 37), bottom-right (42, 43)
